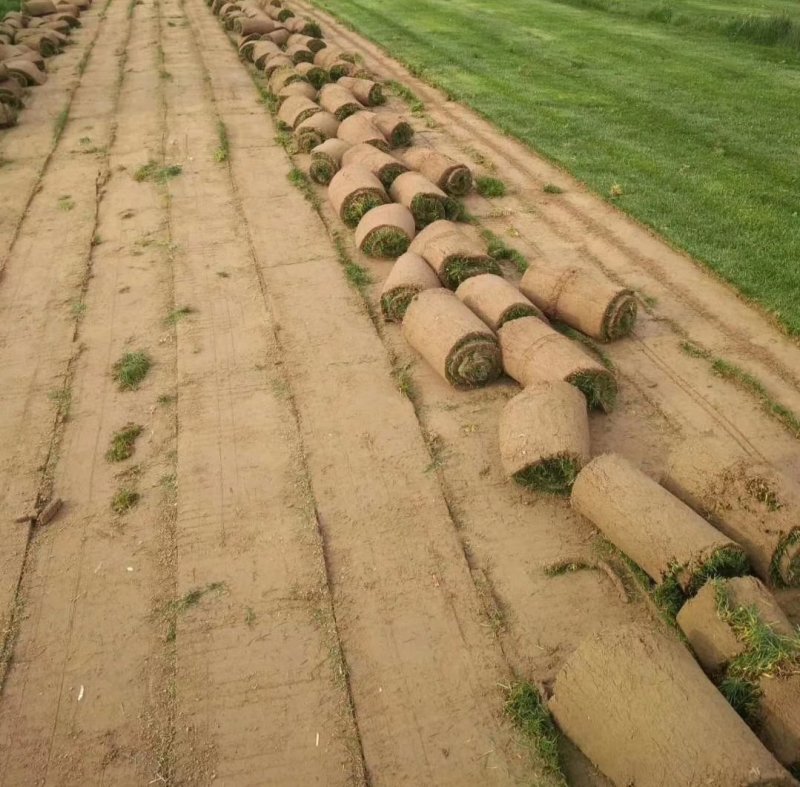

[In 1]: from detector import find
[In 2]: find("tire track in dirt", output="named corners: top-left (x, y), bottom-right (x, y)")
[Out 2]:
top-left (154, 0), bottom-right (366, 782)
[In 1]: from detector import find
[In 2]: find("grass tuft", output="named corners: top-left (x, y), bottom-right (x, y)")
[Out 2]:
top-left (113, 351), bottom-right (152, 390)
top-left (106, 423), bottom-right (143, 462)
top-left (166, 306), bottom-right (195, 325)
top-left (333, 231), bottom-right (371, 291)
top-left (475, 176), bottom-right (506, 198)
top-left (214, 119), bottom-right (230, 163)
top-left (386, 80), bottom-right (424, 114)
top-left (361, 227), bottom-right (411, 258)
top-left (134, 161), bottom-right (183, 183)
top-left (111, 487), bottom-right (140, 514)
top-left (568, 369), bottom-right (617, 412)
top-left (514, 456), bottom-right (580, 496)
top-left (53, 107), bottom-right (69, 142)
top-left (543, 182), bottom-right (564, 194)
top-left (482, 229), bottom-right (528, 273)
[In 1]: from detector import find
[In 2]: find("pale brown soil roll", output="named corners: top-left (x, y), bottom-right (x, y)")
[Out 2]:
top-left (285, 42), bottom-right (313, 64)
top-left (390, 172), bottom-right (450, 230)
top-left (318, 83), bottom-right (363, 120)
top-left (366, 111), bottom-right (413, 148)
top-left (294, 60), bottom-right (328, 89)
top-left (379, 251), bottom-right (440, 322)
top-left (308, 137), bottom-right (350, 184)
top-left (409, 220), bottom-right (499, 288)
top-left (277, 94), bottom-right (319, 129)
top-left (0, 44), bottom-right (45, 69)
top-left (223, 11), bottom-right (245, 30)
top-left (401, 288), bottom-right (502, 389)
top-left (341, 142), bottom-right (407, 189)
top-left (678, 577), bottom-right (800, 769)
top-left (400, 147), bottom-right (473, 196)
top-left (22, 0), bottom-right (57, 15)
top-left (663, 436), bottom-right (800, 587)
top-left (0, 101), bottom-right (17, 127)
top-left (235, 17), bottom-right (277, 35)
top-left (314, 46), bottom-right (352, 68)
top-left (519, 261), bottom-right (637, 342)
top-left (571, 453), bottom-right (750, 593)
top-left (43, 16), bottom-right (77, 31)
top-left (354, 203), bottom-right (416, 258)
top-left (550, 623), bottom-right (795, 787)
top-left (5, 58), bottom-right (46, 86)
top-left (268, 65), bottom-right (304, 94)
top-left (337, 76), bottom-right (383, 106)
top-left (277, 80), bottom-right (316, 104)
top-left (286, 33), bottom-right (325, 53)
top-left (336, 111), bottom-right (388, 152)
top-left (497, 316), bottom-right (617, 412)
top-left (499, 381), bottom-right (590, 495)
top-left (327, 164), bottom-right (388, 228)
top-left (327, 59), bottom-right (355, 80)
top-left (251, 39), bottom-right (281, 69)
top-left (0, 78), bottom-right (22, 106)
top-left (294, 111), bottom-right (339, 153)
top-left (456, 274), bottom-right (546, 331)
top-left (262, 53), bottom-right (292, 77)
top-left (265, 28), bottom-right (290, 46)
top-left (14, 31), bottom-right (60, 57)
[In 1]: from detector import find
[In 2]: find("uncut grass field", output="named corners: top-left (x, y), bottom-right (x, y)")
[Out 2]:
top-left (316, 0), bottom-right (800, 334)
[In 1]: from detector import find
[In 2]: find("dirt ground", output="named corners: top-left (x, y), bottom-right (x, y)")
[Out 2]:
top-left (1, 0), bottom-right (799, 784)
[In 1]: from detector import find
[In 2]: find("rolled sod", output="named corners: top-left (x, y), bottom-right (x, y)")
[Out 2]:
top-left (251, 39), bottom-right (282, 70)
top-left (295, 60), bottom-right (328, 89)
top-left (498, 316), bottom-right (617, 412)
top-left (368, 112), bottom-right (414, 148)
top-left (0, 46), bottom-right (45, 70)
top-left (262, 54), bottom-right (293, 78)
top-left (285, 43), bottom-right (314, 65)
top-left (223, 11), bottom-right (245, 31)
top-left (265, 28), bottom-right (291, 47)
top-left (4, 59), bottom-right (46, 86)
top-left (520, 261), bottom-right (637, 342)
top-left (294, 111), bottom-right (339, 153)
top-left (237, 36), bottom-right (260, 62)
top-left (550, 623), bottom-right (795, 787)
top-left (336, 111), bottom-right (389, 152)
top-left (499, 381), bottom-right (590, 495)
top-left (341, 142), bottom-right (407, 189)
top-left (678, 577), bottom-right (800, 769)
top-left (571, 453), bottom-right (751, 595)
top-left (313, 46), bottom-right (353, 69)
top-left (51, 13), bottom-right (82, 28)
top-left (0, 78), bottom-right (24, 107)
top-left (309, 138), bottom-right (350, 185)
top-left (15, 32), bottom-right (60, 57)
top-left (456, 273), bottom-right (546, 331)
top-left (409, 220), bottom-right (500, 288)
top-left (663, 436), bottom-right (800, 588)
top-left (22, 0), bottom-right (57, 14)
top-left (337, 76), bottom-right (384, 106)
top-left (277, 95), bottom-right (320, 130)
top-left (286, 33), bottom-right (326, 53)
top-left (285, 17), bottom-right (323, 37)
top-left (354, 204), bottom-right (416, 258)
top-left (319, 83), bottom-right (364, 120)
top-left (400, 147), bottom-right (473, 197)
top-left (0, 101), bottom-right (17, 128)
top-left (390, 172), bottom-right (452, 230)
top-left (380, 251), bottom-right (441, 322)
top-left (234, 17), bottom-right (278, 36)
top-left (328, 164), bottom-right (389, 228)
top-left (401, 288), bottom-right (502, 389)
top-left (267, 65), bottom-right (305, 95)
top-left (277, 81), bottom-right (317, 105)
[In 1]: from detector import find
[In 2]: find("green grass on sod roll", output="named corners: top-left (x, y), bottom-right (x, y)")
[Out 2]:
top-left (567, 369), bottom-right (617, 412)
top-left (514, 455), bottom-right (581, 496)
top-left (376, 164), bottom-right (407, 189)
top-left (311, 0), bottom-right (800, 335)
top-left (361, 227), bottom-right (411, 258)
top-left (685, 546), bottom-right (751, 595)
top-left (310, 156), bottom-right (337, 184)
top-left (409, 194), bottom-right (446, 227)
top-left (442, 256), bottom-right (500, 289)
top-left (305, 67), bottom-right (330, 89)
top-left (342, 193), bottom-right (386, 227)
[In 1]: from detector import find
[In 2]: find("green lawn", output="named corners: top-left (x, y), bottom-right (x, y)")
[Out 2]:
top-left (315, 0), bottom-right (800, 334)
top-left (0, 0), bottom-right (20, 15)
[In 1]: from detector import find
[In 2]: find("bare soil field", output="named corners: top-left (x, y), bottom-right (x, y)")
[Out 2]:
top-left (1, 0), bottom-right (799, 784)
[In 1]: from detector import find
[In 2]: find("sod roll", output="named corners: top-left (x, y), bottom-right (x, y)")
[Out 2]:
top-left (499, 381), bottom-right (590, 495)
top-left (571, 453), bottom-right (751, 594)
top-left (268, 65), bottom-right (304, 94)
top-left (677, 577), bottom-right (800, 769)
top-left (0, 78), bottom-right (23, 106)
top-left (263, 54), bottom-right (293, 78)
top-left (313, 46), bottom-right (351, 68)
top-left (309, 138), bottom-right (350, 185)
top-left (380, 252), bottom-right (441, 322)
top-left (277, 94), bottom-right (320, 129)
top-left (295, 60), bottom-right (328, 89)
top-left (0, 101), bottom-right (17, 127)
top-left (336, 111), bottom-right (388, 151)
top-left (390, 172), bottom-right (450, 230)
top-left (549, 623), bottom-right (795, 787)
top-left (22, 0), bottom-right (57, 15)
top-left (294, 111), bottom-right (339, 152)
top-left (235, 17), bottom-right (278, 35)
top-left (319, 83), bottom-right (363, 120)
top-left (497, 316), bottom-right (617, 412)
top-left (400, 148), bottom-right (473, 197)
top-left (409, 220), bottom-right (499, 288)
top-left (341, 142), bottom-right (407, 189)
top-left (401, 288), bottom-right (502, 389)
top-left (327, 59), bottom-right (355, 80)
top-left (285, 43), bottom-right (313, 65)
top-left (0, 45), bottom-right (45, 69)
top-left (456, 274), bottom-right (546, 331)
top-left (328, 164), bottom-right (389, 228)
top-left (519, 261), bottom-right (637, 342)
top-left (354, 204), bottom-right (416, 259)
top-left (251, 39), bottom-right (282, 70)
top-left (368, 111), bottom-right (413, 148)
top-left (14, 31), bottom-right (58, 57)
top-left (663, 436), bottom-right (800, 588)
top-left (286, 33), bottom-right (325, 53)
top-left (337, 76), bottom-right (383, 106)
top-left (5, 58), bottom-right (46, 86)
top-left (266, 28), bottom-right (290, 46)
top-left (277, 81), bottom-right (316, 104)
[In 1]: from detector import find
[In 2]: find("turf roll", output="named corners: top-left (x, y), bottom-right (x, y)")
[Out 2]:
top-left (22, 0), bottom-right (57, 14)
top-left (341, 142), bottom-right (407, 189)
top-left (328, 164), bottom-right (389, 228)
top-left (380, 252), bottom-right (441, 322)
top-left (571, 453), bottom-right (751, 595)
top-left (401, 288), bottom-right (502, 389)
top-left (0, 101), bottom-right (17, 127)
top-left (309, 138), bottom-right (350, 185)
top-left (354, 204), bottom-right (416, 258)
top-left (4, 58), bottom-right (46, 86)
top-left (0, 78), bottom-right (24, 107)
top-left (327, 59), bottom-right (356, 80)
top-left (251, 39), bottom-right (282, 70)
top-left (267, 65), bottom-right (305, 94)
top-left (335, 78), bottom-right (383, 108)
top-left (499, 381), bottom-right (590, 495)
top-left (263, 54), bottom-right (293, 77)
top-left (400, 147), bottom-right (473, 196)
top-left (550, 623), bottom-right (795, 787)
top-left (285, 17), bottom-right (322, 37)
top-left (313, 46), bottom-right (352, 68)
top-left (285, 43), bottom-right (313, 65)
top-left (409, 220), bottom-right (499, 288)
top-left (294, 111), bottom-right (339, 153)
top-left (663, 436), bottom-right (800, 588)
top-left (519, 261), bottom-right (637, 342)
top-left (277, 81), bottom-right (316, 104)
top-left (456, 274), bottom-right (546, 331)
top-left (678, 577), bottom-right (800, 768)
top-left (13, 31), bottom-right (59, 57)
top-left (390, 172), bottom-right (450, 229)
top-left (265, 28), bottom-right (291, 46)
top-left (277, 94), bottom-right (320, 130)
top-left (295, 60), bottom-right (328, 89)
top-left (497, 316), bottom-right (617, 411)
top-left (237, 36), bottom-right (260, 61)
top-left (336, 111), bottom-right (389, 151)
top-left (286, 33), bottom-right (326, 53)
top-left (319, 83), bottom-right (363, 120)
top-left (234, 17), bottom-right (278, 35)
top-left (369, 112), bottom-right (413, 148)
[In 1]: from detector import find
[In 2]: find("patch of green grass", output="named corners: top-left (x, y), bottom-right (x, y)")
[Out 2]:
top-left (505, 683), bottom-right (567, 785)
top-left (215, 119), bottom-right (229, 163)
top-left (567, 369), bottom-right (617, 412)
top-left (134, 161), bottom-right (182, 183)
top-left (481, 229), bottom-right (528, 273)
top-left (687, 545), bottom-right (750, 595)
top-left (514, 456), bottom-right (579, 496)
top-left (245, 606), bottom-right (257, 627)
top-left (48, 387), bottom-right (72, 421)
top-left (475, 176), bottom-right (506, 198)
top-left (171, 582), bottom-right (226, 615)
top-left (166, 306), bottom-right (195, 325)
top-left (313, 0), bottom-right (800, 333)
top-left (387, 80), bottom-right (425, 114)
top-left (111, 487), bottom-right (140, 514)
top-left (57, 195), bottom-right (75, 212)
top-left (287, 167), bottom-right (321, 209)
top-left (53, 107), bottom-right (69, 142)
top-left (554, 322), bottom-right (615, 370)
top-left (70, 300), bottom-right (86, 319)
top-left (543, 182), bottom-right (564, 194)
top-left (106, 423), bottom-right (143, 462)
top-left (543, 559), bottom-right (594, 576)
top-left (113, 351), bottom-right (152, 390)
top-left (333, 232), bottom-right (371, 291)
top-left (393, 362), bottom-right (415, 400)
top-left (361, 227), bottom-right (411, 258)
top-left (157, 393), bottom-right (175, 405)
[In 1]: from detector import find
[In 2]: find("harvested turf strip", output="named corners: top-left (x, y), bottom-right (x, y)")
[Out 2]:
top-left (355, 204), bottom-right (416, 258)
top-left (456, 273), bottom-right (545, 331)
top-left (329, 164), bottom-right (389, 228)
top-left (379, 251), bottom-right (441, 322)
